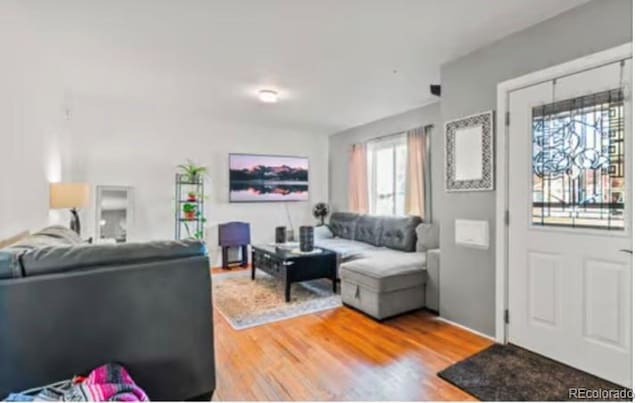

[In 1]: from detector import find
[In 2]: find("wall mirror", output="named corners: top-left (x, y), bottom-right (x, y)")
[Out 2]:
top-left (95, 186), bottom-right (133, 243)
top-left (445, 110), bottom-right (494, 191)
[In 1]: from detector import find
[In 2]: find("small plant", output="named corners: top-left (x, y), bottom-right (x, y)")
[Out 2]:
top-left (187, 191), bottom-right (198, 202)
top-left (312, 202), bottom-right (330, 225)
top-left (182, 203), bottom-right (197, 220)
top-left (177, 159), bottom-right (208, 182)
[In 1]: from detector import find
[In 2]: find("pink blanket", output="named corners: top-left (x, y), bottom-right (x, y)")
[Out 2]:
top-left (6, 363), bottom-right (149, 401)
top-left (67, 363), bottom-right (149, 401)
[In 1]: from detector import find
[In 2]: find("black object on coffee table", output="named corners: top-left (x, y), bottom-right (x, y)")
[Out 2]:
top-left (251, 244), bottom-right (338, 302)
top-left (299, 226), bottom-right (314, 252)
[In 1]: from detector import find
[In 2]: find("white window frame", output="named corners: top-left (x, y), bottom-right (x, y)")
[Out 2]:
top-left (367, 133), bottom-right (407, 216)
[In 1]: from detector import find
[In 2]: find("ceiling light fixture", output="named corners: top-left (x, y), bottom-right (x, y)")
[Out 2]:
top-left (258, 89), bottom-right (279, 103)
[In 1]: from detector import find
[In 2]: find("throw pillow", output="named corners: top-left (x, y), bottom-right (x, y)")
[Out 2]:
top-left (314, 225), bottom-right (334, 240)
top-left (416, 223), bottom-right (438, 252)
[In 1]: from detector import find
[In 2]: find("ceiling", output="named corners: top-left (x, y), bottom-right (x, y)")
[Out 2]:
top-left (18, 0), bottom-right (588, 135)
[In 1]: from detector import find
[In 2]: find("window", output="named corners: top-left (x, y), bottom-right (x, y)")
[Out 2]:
top-left (531, 88), bottom-right (624, 230)
top-left (367, 134), bottom-right (407, 216)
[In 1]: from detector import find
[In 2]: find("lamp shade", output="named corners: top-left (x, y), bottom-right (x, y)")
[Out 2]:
top-left (50, 183), bottom-right (90, 209)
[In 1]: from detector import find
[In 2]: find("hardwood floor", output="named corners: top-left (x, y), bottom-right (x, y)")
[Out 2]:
top-left (211, 269), bottom-right (493, 401)
top-left (211, 265), bottom-right (249, 275)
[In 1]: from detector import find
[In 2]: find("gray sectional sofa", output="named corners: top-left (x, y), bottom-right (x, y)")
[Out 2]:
top-left (0, 226), bottom-right (215, 401)
top-left (315, 212), bottom-right (440, 320)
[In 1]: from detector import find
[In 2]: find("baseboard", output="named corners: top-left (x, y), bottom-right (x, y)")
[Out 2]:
top-left (436, 316), bottom-right (496, 341)
top-left (425, 307), bottom-right (439, 315)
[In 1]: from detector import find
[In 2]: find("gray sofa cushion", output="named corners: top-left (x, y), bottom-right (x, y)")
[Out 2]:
top-left (416, 223), bottom-right (439, 252)
top-left (0, 226), bottom-right (83, 279)
top-left (9, 226), bottom-right (81, 251)
top-left (354, 215), bottom-right (383, 246)
top-left (328, 212), bottom-right (360, 240)
top-left (19, 239), bottom-right (207, 278)
top-left (34, 225), bottom-right (83, 245)
top-left (340, 250), bottom-right (427, 292)
top-left (314, 225), bottom-right (334, 240)
top-left (314, 238), bottom-right (377, 262)
top-left (380, 215), bottom-right (422, 252)
top-left (0, 250), bottom-right (23, 279)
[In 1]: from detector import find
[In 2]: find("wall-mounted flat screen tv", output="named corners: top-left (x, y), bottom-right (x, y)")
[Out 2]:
top-left (229, 153), bottom-right (309, 202)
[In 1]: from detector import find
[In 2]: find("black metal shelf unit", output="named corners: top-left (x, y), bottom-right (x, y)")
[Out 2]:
top-left (174, 174), bottom-right (205, 240)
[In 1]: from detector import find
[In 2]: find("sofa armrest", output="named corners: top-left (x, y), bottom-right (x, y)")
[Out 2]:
top-left (425, 249), bottom-right (440, 312)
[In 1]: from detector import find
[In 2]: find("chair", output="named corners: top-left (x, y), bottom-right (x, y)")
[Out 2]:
top-left (218, 222), bottom-right (251, 269)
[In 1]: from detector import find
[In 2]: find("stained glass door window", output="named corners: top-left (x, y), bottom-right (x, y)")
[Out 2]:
top-left (531, 88), bottom-right (625, 230)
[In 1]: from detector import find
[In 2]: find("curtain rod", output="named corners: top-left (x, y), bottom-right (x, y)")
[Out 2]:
top-left (506, 56), bottom-right (631, 95)
top-left (363, 124), bottom-right (433, 144)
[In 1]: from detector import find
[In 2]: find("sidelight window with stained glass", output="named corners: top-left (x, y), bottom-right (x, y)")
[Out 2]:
top-left (531, 88), bottom-right (625, 230)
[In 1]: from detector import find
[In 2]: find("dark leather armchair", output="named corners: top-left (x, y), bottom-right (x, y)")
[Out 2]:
top-left (0, 227), bottom-right (215, 400)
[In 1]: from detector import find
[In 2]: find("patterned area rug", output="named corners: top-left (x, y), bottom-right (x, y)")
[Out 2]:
top-left (438, 344), bottom-right (631, 401)
top-left (212, 270), bottom-right (341, 330)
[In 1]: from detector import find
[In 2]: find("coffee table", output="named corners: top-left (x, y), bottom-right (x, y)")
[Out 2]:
top-left (251, 244), bottom-right (338, 302)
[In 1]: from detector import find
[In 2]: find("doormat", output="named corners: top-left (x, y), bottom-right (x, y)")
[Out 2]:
top-left (438, 344), bottom-right (631, 401)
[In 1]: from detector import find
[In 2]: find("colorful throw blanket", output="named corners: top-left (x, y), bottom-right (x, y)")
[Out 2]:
top-left (4, 363), bottom-right (148, 402)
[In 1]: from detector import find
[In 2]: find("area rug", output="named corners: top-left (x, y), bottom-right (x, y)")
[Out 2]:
top-left (438, 344), bottom-right (631, 401)
top-left (212, 270), bottom-right (341, 330)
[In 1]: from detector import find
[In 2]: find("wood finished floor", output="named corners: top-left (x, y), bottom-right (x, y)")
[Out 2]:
top-left (211, 268), bottom-right (493, 401)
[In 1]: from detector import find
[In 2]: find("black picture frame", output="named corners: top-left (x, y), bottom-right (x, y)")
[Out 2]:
top-left (228, 153), bottom-right (310, 203)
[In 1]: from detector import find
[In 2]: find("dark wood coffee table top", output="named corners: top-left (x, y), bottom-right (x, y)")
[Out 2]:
top-left (251, 244), bottom-right (335, 260)
top-left (251, 244), bottom-right (338, 302)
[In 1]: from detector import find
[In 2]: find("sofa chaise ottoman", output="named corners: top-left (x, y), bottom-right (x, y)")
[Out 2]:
top-left (340, 249), bottom-right (428, 319)
top-left (316, 212), bottom-right (439, 320)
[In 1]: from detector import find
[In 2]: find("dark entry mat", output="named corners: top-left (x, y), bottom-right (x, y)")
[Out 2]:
top-left (438, 344), bottom-right (631, 401)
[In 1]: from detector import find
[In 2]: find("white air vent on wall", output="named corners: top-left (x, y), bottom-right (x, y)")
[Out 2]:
top-left (455, 219), bottom-right (489, 249)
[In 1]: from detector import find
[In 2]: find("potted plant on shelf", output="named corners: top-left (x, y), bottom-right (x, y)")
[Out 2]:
top-left (183, 203), bottom-right (197, 220)
top-left (187, 191), bottom-right (198, 202)
top-left (177, 159), bottom-right (208, 183)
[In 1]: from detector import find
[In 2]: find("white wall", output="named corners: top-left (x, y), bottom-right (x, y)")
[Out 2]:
top-left (69, 95), bottom-right (328, 263)
top-left (0, 0), bottom-right (71, 240)
top-left (0, 1), bottom-right (329, 259)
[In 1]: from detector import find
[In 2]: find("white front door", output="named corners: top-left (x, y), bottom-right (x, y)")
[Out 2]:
top-left (507, 59), bottom-right (632, 387)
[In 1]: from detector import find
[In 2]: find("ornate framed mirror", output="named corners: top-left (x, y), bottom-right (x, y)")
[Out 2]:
top-left (445, 110), bottom-right (494, 192)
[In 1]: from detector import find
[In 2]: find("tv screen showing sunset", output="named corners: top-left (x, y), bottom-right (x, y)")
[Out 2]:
top-left (229, 154), bottom-right (309, 202)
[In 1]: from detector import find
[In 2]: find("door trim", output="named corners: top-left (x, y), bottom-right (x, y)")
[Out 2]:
top-left (495, 43), bottom-right (632, 343)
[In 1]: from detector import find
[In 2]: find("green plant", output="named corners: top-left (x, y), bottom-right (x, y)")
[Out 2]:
top-left (177, 159), bottom-right (208, 182)
top-left (182, 203), bottom-right (197, 213)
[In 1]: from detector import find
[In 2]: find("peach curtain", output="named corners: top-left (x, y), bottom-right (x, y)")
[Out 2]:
top-left (348, 143), bottom-right (369, 213)
top-left (405, 127), bottom-right (430, 219)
